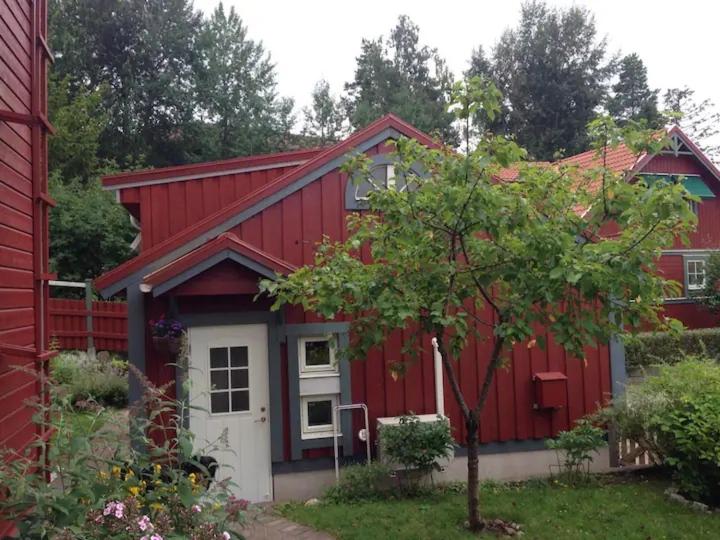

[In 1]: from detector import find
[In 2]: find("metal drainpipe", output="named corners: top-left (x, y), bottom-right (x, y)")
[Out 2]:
top-left (431, 337), bottom-right (445, 417)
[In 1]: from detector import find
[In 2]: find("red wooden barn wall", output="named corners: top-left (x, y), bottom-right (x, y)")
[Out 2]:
top-left (0, 0), bottom-right (51, 535)
top-left (48, 298), bottom-right (128, 352)
top-left (136, 140), bottom-right (611, 461)
top-left (119, 160), bottom-right (318, 251)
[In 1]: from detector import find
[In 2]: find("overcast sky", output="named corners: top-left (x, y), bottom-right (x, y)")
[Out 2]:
top-left (194, 0), bottom-right (720, 120)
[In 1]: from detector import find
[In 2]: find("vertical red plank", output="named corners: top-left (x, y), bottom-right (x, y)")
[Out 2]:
top-left (167, 181), bottom-right (187, 235)
top-left (240, 214), bottom-right (263, 250)
top-left (320, 171), bottom-right (342, 242)
top-left (218, 174), bottom-right (235, 208)
top-left (530, 332), bottom-right (551, 439)
top-left (384, 331), bottom-right (404, 417)
top-left (202, 178), bottom-right (221, 216)
top-left (281, 192), bottom-right (303, 267)
top-left (364, 347), bottom-right (385, 444)
top-left (512, 342), bottom-right (532, 440)
top-left (139, 187), bottom-right (154, 248)
top-left (250, 170), bottom-right (265, 192)
top-left (401, 326), bottom-right (423, 414)
top-left (150, 184), bottom-right (170, 245)
top-left (185, 180), bottom-right (204, 228)
top-left (261, 204), bottom-right (283, 258)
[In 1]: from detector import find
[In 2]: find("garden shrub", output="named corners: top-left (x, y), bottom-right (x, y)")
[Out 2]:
top-left (379, 415), bottom-right (454, 475)
top-left (0, 360), bottom-right (246, 539)
top-left (603, 357), bottom-right (720, 505)
top-left (625, 327), bottom-right (720, 369)
top-left (324, 462), bottom-right (395, 503)
top-left (51, 351), bottom-right (129, 408)
top-left (546, 418), bottom-right (605, 482)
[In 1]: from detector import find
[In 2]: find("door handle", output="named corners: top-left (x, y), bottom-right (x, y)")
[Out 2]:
top-left (254, 416), bottom-right (266, 423)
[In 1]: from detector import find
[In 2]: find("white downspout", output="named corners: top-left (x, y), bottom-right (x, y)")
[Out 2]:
top-left (431, 337), bottom-right (445, 417)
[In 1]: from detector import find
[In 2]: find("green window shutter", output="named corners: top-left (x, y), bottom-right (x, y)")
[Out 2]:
top-left (639, 173), bottom-right (715, 198)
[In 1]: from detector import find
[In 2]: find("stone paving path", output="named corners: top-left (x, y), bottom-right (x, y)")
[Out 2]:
top-left (241, 505), bottom-right (335, 540)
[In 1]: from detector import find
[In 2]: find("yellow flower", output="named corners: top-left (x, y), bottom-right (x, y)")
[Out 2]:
top-left (125, 469), bottom-right (135, 478)
top-left (128, 486), bottom-right (141, 496)
top-left (154, 463), bottom-right (162, 475)
top-left (98, 471), bottom-right (109, 480)
top-left (188, 473), bottom-right (197, 484)
top-left (150, 502), bottom-right (165, 511)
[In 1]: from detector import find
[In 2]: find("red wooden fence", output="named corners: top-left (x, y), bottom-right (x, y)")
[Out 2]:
top-left (48, 298), bottom-right (128, 353)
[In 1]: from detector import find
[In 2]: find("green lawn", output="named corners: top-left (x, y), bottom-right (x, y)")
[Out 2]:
top-left (279, 476), bottom-right (720, 539)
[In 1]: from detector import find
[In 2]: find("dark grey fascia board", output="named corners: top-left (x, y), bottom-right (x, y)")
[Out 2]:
top-left (99, 128), bottom-right (406, 298)
top-left (176, 310), bottom-right (286, 462)
top-left (151, 250), bottom-right (277, 297)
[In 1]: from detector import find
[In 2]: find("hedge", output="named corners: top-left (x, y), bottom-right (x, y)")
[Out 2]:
top-left (625, 327), bottom-right (720, 369)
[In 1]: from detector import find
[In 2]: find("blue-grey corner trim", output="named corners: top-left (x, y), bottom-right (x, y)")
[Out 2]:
top-left (285, 323), bottom-right (352, 460)
top-left (100, 128), bottom-right (407, 299)
top-left (127, 284), bottom-right (146, 407)
top-left (151, 250), bottom-right (277, 297)
top-left (176, 310), bottom-right (285, 463)
top-left (609, 333), bottom-right (627, 399)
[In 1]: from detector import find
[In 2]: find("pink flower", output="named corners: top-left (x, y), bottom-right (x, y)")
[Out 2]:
top-left (192, 504), bottom-right (202, 513)
top-left (223, 532), bottom-right (231, 540)
top-left (138, 515), bottom-right (153, 532)
top-left (151, 535), bottom-right (164, 540)
top-left (114, 501), bottom-right (125, 519)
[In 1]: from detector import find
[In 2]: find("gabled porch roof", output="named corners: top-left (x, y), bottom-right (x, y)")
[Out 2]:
top-left (141, 232), bottom-right (296, 297)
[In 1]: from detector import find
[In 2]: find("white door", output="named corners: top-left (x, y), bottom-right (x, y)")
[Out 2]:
top-left (188, 324), bottom-right (272, 502)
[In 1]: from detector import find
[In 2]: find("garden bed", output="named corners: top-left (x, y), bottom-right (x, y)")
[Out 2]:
top-left (279, 473), bottom-right (720, 539)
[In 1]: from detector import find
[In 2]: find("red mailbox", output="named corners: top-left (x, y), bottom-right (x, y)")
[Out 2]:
top-left (533, 371), bottom-right (568, 410)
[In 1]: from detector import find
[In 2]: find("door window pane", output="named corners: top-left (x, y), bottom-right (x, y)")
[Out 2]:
top-left (210, 347), bottom-right (228, 369)
top-left (231, 390), bottom-right (249, 412)
top-left (210, 370), bottom-right (229, 390)
top-left (230, 346), bottom-right (248, 367)
top-left (231, 369), bottom-right (248, 389)
top-left (211, 392), bottom-right (229, 414)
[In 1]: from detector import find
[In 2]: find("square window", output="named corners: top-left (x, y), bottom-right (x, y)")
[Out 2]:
top-left (299, 336), bottom-right (337, 375)
top-left (307, 399), bottom-right (333, 427)
top-left (300, 394), bottom-right (339, 439)
top-left (231, 368), bottom-right (248, 389)
top-left (211, 392), bottom-right (229, 414)
top-left (687, 258), bottom-right (707, 292)
top-left (230, 346), bottom-right (248, 367)
top-left (210, 347), bottom-right (228, 369)
top-left (231, 390), bottom-right (249, 412)
top-left (210, 370), bottom-right (228, 390)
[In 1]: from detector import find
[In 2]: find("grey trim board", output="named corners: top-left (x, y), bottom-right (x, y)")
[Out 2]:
top-left (101, 128), bottom-right (407, 298)
top-left (177, 310), bottom-right (286, 463)
top-left (126, 285), bottom-right (146, 447)
top-left (286, 323), bottom-right (352, 460)
top-left (151, 250), bottom-right (278, 297)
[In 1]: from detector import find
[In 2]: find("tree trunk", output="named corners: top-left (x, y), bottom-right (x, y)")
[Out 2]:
top-left (465, 412), bottom-right (483, 531)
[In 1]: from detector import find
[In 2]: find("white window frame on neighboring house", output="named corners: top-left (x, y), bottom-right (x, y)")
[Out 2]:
top-left (298, 335), bottom-right (337, 376)
top-left (300, 394), bottom-right (339, 439)
top-left (686, 257), bottom-right (707, 293)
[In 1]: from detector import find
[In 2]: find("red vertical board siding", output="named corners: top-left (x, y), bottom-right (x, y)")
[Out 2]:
top-left (1, 1), bottom-right (50, 535)
top-left (47, 298), bottom-right (128, 352)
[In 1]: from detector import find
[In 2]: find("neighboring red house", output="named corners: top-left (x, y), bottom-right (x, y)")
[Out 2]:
top-left (558, 127), bottom-right (720, 330)
top-left (0, 0), bottom-right (53, 535)
top-left (95, 116), bottom-right (716, 502)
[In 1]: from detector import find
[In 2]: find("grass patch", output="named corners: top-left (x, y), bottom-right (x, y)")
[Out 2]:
top-left (279, 476), bottom-right (720, 539)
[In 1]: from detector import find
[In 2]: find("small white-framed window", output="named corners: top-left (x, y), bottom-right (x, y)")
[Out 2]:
top-left (689, 199), bottom-right (700, 216)
top-left (300, 394), bottom-right (339, 439)
top-left (687, 258), bottom-right (707, 292)
top-left (208, 345), bottom-right (250, 414)
top-left (299, 336), bottom-right (337, 376)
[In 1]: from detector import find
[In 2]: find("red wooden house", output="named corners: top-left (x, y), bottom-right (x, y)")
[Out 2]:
top-left (0, 0), bottom-right (53, 535)
top-left (95, 116), bottom-right (717, 502)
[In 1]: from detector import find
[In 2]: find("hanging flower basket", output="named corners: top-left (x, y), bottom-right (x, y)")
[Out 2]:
top-left (149, 316), bottom-right (184, 355)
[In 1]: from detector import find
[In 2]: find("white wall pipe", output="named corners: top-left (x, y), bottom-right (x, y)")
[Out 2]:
top-left (431, 337), bottom-right (445, 417)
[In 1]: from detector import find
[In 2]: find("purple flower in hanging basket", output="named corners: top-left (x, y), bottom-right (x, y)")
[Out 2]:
top-left (149, 316), bottom-right (184, 338)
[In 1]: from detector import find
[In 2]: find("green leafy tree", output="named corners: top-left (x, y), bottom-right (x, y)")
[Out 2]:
top-left (607, 53), bottom-right (661, 127)
top-left (302, 79), bottom-right (345, 146)
top-left (49, 175), bottom-right (135, 283)
top-left (194, 2), bottom-right (295, 159)
top-left (344, 15), bottom-right (457, 145)
top-left (664, 87), bottom-right (720, 161)
top-left (489, 1), bottom-right (615, 159)
top-left (260, 80), bottom-right (695, 530)
top-left (50, 0), bottom-right (202, 168)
